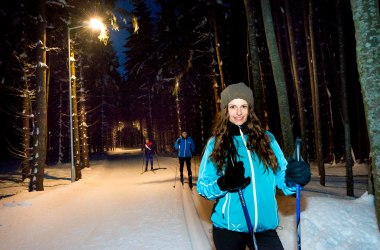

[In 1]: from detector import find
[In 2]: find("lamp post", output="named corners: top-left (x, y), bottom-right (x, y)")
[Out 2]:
top-left (67, 18), bottom-right (105, 182)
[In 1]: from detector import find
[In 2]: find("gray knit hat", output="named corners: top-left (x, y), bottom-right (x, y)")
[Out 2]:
top-left (220, 82), bottom-right (254, 109)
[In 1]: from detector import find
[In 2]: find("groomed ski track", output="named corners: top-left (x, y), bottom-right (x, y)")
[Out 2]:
top-left (180, 180), bottom-right (213, 249)
top-left (0, 148), bottom-right (214, 250)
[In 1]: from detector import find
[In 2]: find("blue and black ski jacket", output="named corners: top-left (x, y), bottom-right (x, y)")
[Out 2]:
top-left (174, 136), bottom-right (195, 158)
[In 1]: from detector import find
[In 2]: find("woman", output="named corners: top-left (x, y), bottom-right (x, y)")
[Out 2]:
top-left (197, 82), bottom-right (310, 250)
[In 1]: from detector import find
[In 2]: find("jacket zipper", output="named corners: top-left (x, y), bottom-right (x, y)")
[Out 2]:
top-left (183, 139), bottom-right (187, 157)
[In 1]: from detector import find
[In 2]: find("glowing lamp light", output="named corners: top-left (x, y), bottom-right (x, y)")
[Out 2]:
top-left (89, 18), bottom-right (105, 31)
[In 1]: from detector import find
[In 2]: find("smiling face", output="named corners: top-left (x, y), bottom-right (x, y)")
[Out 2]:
top-left (227, 98), bottom-right (249, 126)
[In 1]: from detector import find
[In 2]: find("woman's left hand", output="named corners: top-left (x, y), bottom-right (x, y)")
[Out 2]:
top-left (285, 159), bottom-right (311, 186)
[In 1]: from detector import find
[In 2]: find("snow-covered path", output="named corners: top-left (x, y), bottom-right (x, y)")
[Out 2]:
top-left (1, 148), bottom-right (379, 250)
top-left (0, 148), bottom-right (212, 250)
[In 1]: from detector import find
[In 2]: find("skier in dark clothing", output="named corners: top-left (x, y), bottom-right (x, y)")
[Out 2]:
top-left (174, 131), bottom-right (195, 188)
top-left (144, 138), bottom-right (155, 171)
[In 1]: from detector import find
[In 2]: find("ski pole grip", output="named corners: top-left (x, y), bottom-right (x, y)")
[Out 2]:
top-left (295, 138), bottom-right (302, 161)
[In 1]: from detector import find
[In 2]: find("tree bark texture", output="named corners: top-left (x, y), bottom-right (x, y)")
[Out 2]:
top-left (214, 21), bottom-right (225, 91)
top-left (29, 0), bottom-right (47, 191)
top-left (336, 1), bottom-right (354, 197)
top-left (70, 50), bottom-right (82, 180)
top-left (349, 0), bottom-right (380, 227)
top-left (305, 0), bottom-right (325, 185)
top-left (22, 89), bottom-right (31, 181)
top-left (212, 76), bottom-right (220, 113)
top-left (78, 60), bottom-right (90, 169)
top-left (243, 0), bottom-right (265, 124)
top-left (175, 78), bottom-right (181, 133)
top-left (284, 0), bottom-right (307, 150)
top-left (260, 0), bottom-right (294, 156)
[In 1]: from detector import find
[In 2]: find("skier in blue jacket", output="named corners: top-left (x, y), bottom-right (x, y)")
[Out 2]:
top-left (197, 83), bottom-right (310, 250)
top-left (174, 131), bottom-right (195, 188)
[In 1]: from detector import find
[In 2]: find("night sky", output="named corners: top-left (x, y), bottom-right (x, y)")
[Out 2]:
top-left (110, 0), bottom-right (159, 75)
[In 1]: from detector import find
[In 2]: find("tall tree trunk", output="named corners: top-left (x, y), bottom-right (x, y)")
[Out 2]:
top-left (175, 78), bottom-right (181, 133)
top-left (303, 0), bottom-right (325, 185)
top-left (212, 76), bottom-right (221, 113)
top-left (21, 89), bottom-right (32, 181)
top-left (78, 59), bottom-right (90, 169)
top-left (29, 0), bottom-right (47, 191)
top-left (147, 88), bottom-right (153, 139)
top-left (139, 119), bottom-right (144, 146)
top-left (58, 73), bottom-right (63, 164)
top-left (69, 50), bottom-right (82, 180)
top-left (337, 1), bottom-right (354, 197)
top-left (319, 47), bottom-right (334, 164)
top-left (349, 0), bottom-right (380, 227)
top-left (310, 1), bottom-right (325, 185)
top-left (212, 1), bottom-right (225, 90)
top-left (243, 0), bottom-right (265, 124)
top-left (284, 0), bottom-right (307, 148)
top-left (209, 18), bottom-right (220, 113)
top-left (214, 21), bottom-right (225, 90)
top-left (259, 0), bottom-right (293, 156)
top-left (100, 77), bottom-right (106, 152)
top-left (111, 123), bottom-right (117, 151)
top-left (199, 93), bottom-right (206, 148)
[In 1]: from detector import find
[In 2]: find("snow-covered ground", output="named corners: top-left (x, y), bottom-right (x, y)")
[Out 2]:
top-left (0, 148), bottom-right (379, 250)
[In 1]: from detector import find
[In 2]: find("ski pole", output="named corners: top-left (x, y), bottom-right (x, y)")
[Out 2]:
top-left (193, 156), bottom-right (197, 177)
top-left (295, 138), bottom-right (302, 250)
top-left (173, 165), bottom-right (178, 188)
top-left (155, 154), bottom-right (161, 169)
top-left (238, 188), bottom-right (258, 250)
top-left (296, 185), bottom-right (301, 250)
top-left (141, 153), bottom-right (145, 173)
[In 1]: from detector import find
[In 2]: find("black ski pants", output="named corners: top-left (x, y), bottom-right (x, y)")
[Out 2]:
top-left (145, 154), bottom-right (153, 169)
top-left (213, 226), bottom-right (284, 250)
top-left (178, 157), bottom-right (192, 181)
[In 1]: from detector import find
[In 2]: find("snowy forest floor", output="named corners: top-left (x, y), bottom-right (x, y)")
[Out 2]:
top-left (0, 148), bottom-right (378, 250)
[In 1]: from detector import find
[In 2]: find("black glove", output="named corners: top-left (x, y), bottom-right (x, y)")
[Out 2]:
top-left (217, 161), bottom-right (251, 191)
top-left (285, 159), bottom-right (311, 186)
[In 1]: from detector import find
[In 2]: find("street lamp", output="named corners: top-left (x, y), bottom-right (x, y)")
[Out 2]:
top-left (67, 18), bottom-right (105, 182)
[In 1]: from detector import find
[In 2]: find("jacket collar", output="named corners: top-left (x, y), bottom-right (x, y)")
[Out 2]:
top-left (228, 121), bottom-right (247, 136)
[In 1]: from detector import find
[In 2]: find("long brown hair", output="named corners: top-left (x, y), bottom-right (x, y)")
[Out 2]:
top-left (210, 107), bottom-right (278, 173)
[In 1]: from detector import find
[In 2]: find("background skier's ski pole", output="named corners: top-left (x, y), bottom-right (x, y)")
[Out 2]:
top-left (173, 165), bottom-right (178, 188)
top-left (155, 154), bottom-right (161, 169)
top-left (238, 188), bottom-right (258, 250)
top-left (141, 152), bottom-right (145, 173)
top-left (193, 156), bottom-right (197, 178)
top-left (295, 138), bottom-right (302, 250)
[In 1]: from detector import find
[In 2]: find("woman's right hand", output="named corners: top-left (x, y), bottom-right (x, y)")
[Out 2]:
top-left (217, 161), bottom-right (251, 191)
